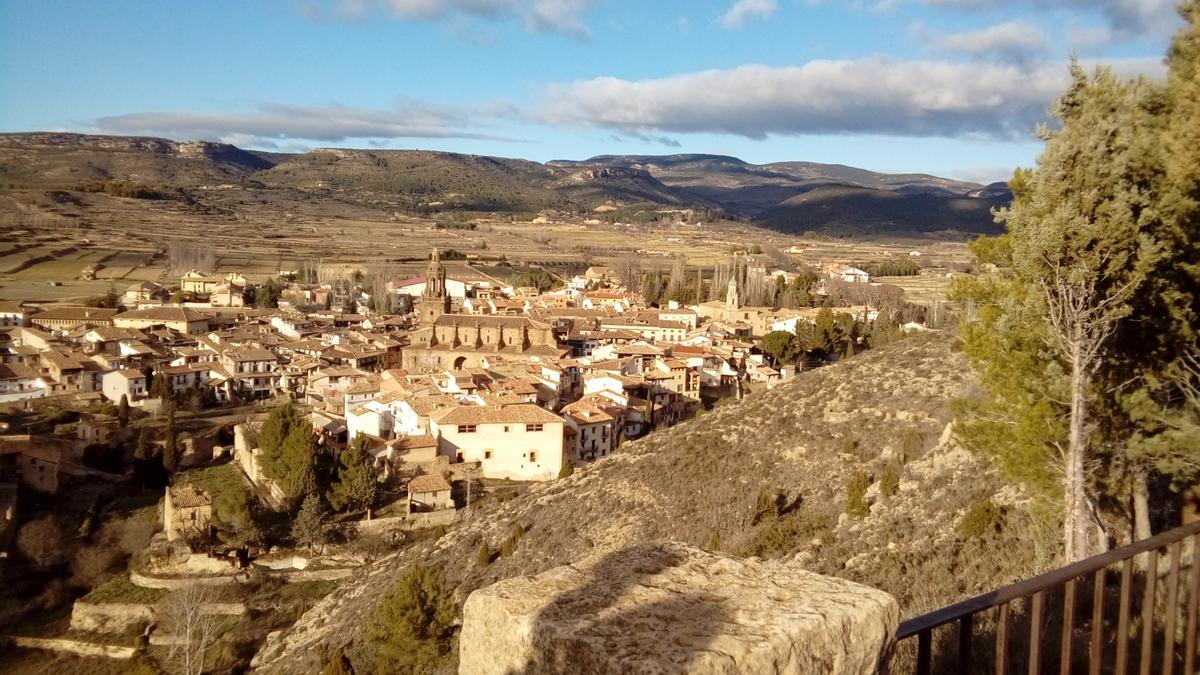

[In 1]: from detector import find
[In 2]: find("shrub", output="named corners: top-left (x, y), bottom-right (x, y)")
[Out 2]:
top-left (845, 470), bottom-right (871, 520)
top-left (736, 515), bottom-right (826, 559)
top-left (879, 464), bottom-right (900, 498)
top-left (751, 487), bottom-right (778, 525)
top-left (499, 536), bottom-right (516, 557)
top-left (476, 544), bottom-right (491, 568)
top-left (558, 460), bottom-right (574, 478)
top-left (959, 499), bottom-right (1005, 538)
top-left (706, 533), bottom-right (721, 552)
top-left (366, 564), bottom-right (457, 673)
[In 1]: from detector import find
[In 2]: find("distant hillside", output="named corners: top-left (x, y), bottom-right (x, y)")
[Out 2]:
top-left (0, 132), bottom-right (1010, 235)
top-left (0, 132), bottom-right (273, 188)
top-left (253, 335), bottom-right (1039, 672)
top-left (553, 153), bottom-right (1010, 235)
top-left (256, 149), bottom-right (706, 213)
top-left (757, 184), bottom-right (1007, 236)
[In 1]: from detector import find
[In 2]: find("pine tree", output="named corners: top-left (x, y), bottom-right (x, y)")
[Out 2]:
top-left (328, 434), bottom-right (378, 513)
top-left (366, 564), bottom-right (457, 672)
top-left (291, 494), bottom-right (328, 552)
top-left (259, 403), bottom-right (318, 505)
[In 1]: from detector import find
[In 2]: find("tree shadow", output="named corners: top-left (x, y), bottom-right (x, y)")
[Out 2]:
top-left (500, 543), bottom-right (735, 674)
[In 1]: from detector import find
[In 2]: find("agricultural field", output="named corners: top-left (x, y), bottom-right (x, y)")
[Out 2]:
top-left (0, 183), bottom-right (974, 309)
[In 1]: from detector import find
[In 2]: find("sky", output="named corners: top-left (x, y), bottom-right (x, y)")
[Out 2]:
top-left (0, 0), bottom-right (1185, 184)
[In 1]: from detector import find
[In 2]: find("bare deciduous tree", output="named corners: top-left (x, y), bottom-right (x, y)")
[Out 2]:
top-left (157, 581), bottom-right (221, 675)
top-left (16, 515), bottom-right (63, 568)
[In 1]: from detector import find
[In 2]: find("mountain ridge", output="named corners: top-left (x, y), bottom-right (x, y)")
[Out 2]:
top-left (0, 131), bottom-right (1010, 235)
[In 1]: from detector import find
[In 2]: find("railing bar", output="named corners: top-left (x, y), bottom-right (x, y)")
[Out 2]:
top-left (1184, 533), bottom-right (1200, 675)
top-left (1060, 577), bottom-right (1076, 675)
top-left (996, 603), bottom-right (1009, 675)
top-left (1139, 547), bottom-right (1158, 675)
top-left (1088, 567), bottom-right (1105, 675)
top-left (917, 629), bottom-right (931, 675)
top-left (1030, 590), bottom-right (1044, 675)
top-left (1163, 541), bottom-right (1182, 675)
top-left (1116, 557), bottom-right (1133, 675)
top-left (897, 520), bottom-right (1200, 638)
top-left (958, 614), bottom-right (973, 673)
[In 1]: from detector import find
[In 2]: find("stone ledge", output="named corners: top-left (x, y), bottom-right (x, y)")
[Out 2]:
top-left (459, 541), bottom-right (899, 675)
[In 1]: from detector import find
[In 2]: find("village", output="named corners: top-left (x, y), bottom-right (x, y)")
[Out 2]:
top-left (0, 243), bottom-right (931, 666)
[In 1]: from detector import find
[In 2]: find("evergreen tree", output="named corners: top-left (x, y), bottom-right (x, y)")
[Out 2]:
top-left (117, 394), bottom-right (130, 429)
top-left (291, 494), bottom-right (328, 552)
top-left (259, 402), bottom-right (318, 505)
top-left (366, 564), bottom-right (457, 673)
top-left (761, 330), bottom-right (801, 366)
top-left (163, 401), bottom-right (178, 474)
top-left (328, 434), bottom-right (379, 513)
top-left (955, 37), bottom-right (1200, 562)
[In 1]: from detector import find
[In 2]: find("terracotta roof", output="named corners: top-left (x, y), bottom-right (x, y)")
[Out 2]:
top-left (115, 307), bottom-right (206, 323)
top-left (408, 474), bottom-right (451, 494)
top-left (431, 402), bottom-right (561, 426)
top-left (170, 484), bottom-right (211, 508)
top-left (32, 307), bottom-right (118, 321)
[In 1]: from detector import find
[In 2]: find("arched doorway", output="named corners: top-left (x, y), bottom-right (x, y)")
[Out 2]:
top-left (453, 356), bottom-right (468, 370)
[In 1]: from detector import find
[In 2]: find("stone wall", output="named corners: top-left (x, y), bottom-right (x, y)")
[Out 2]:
top-left (69, 602), bottom-right (154, 633)
top-left (459, 542), bottom-right (899, 675)
top-left (8, 636), bottom-right (135, 659)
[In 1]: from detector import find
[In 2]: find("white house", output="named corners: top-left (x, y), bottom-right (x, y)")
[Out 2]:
top-left (429, 403), bottom-right (564, 481)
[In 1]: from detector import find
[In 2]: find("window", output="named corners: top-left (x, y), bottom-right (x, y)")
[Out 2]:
top-left (484, 450), bottom-right (492, 460)
top-left (503, 425), bottom-right (509, 432)
top-left (529, 451), bottom-right (537, 463)
top-left (525, 423), bottom-right (543, 432)
top-left (458, 424), bottom-right (477, 433)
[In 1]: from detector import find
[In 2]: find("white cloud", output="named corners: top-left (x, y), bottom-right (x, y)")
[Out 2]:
top-left (304, 0), bottom-right (598, 38)
top-left (535, 57), bottom-right (1165, 140)
top-left (916, 20), bottom-right (1049, 62)
top-left (720, 0), bottom-right (778, 28)
top-left (922, 0), bottom-right (1182, 41)
top-left (92, 101), bottom-right (519, 146)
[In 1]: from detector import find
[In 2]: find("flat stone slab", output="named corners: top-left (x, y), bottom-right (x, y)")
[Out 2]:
top-left (459, 542), bottom-right (899, 674)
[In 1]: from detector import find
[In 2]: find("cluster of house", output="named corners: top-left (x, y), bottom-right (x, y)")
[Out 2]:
top-left (0, 250), bottom-right (885, 511)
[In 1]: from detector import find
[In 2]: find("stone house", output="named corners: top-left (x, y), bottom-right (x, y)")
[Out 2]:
top-left (164, 484), bottom-right (213, 542)
top-left (407, 473), bottom-right (454, 512)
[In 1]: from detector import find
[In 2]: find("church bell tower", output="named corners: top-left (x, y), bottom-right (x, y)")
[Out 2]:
top-left (418, 247), bottom-right (452, 325)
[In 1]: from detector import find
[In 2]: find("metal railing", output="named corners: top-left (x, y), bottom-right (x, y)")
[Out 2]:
top-left (895, 520), bottom-right (1200, 674)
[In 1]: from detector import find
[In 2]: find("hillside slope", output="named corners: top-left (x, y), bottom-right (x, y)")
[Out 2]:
top-left (0, 132), bottom-right (273, 188)
top-left (0, 132), bottom-right (1007, 236)
top-left (253, 334), bottom-right (1039, 672)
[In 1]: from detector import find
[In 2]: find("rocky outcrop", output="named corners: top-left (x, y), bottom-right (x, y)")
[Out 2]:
top-left (459, 542), bottom-right (898, 675)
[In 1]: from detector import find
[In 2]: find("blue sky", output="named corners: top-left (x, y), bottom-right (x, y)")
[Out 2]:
top-left (0, 0), bottom-right (1183, 183)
